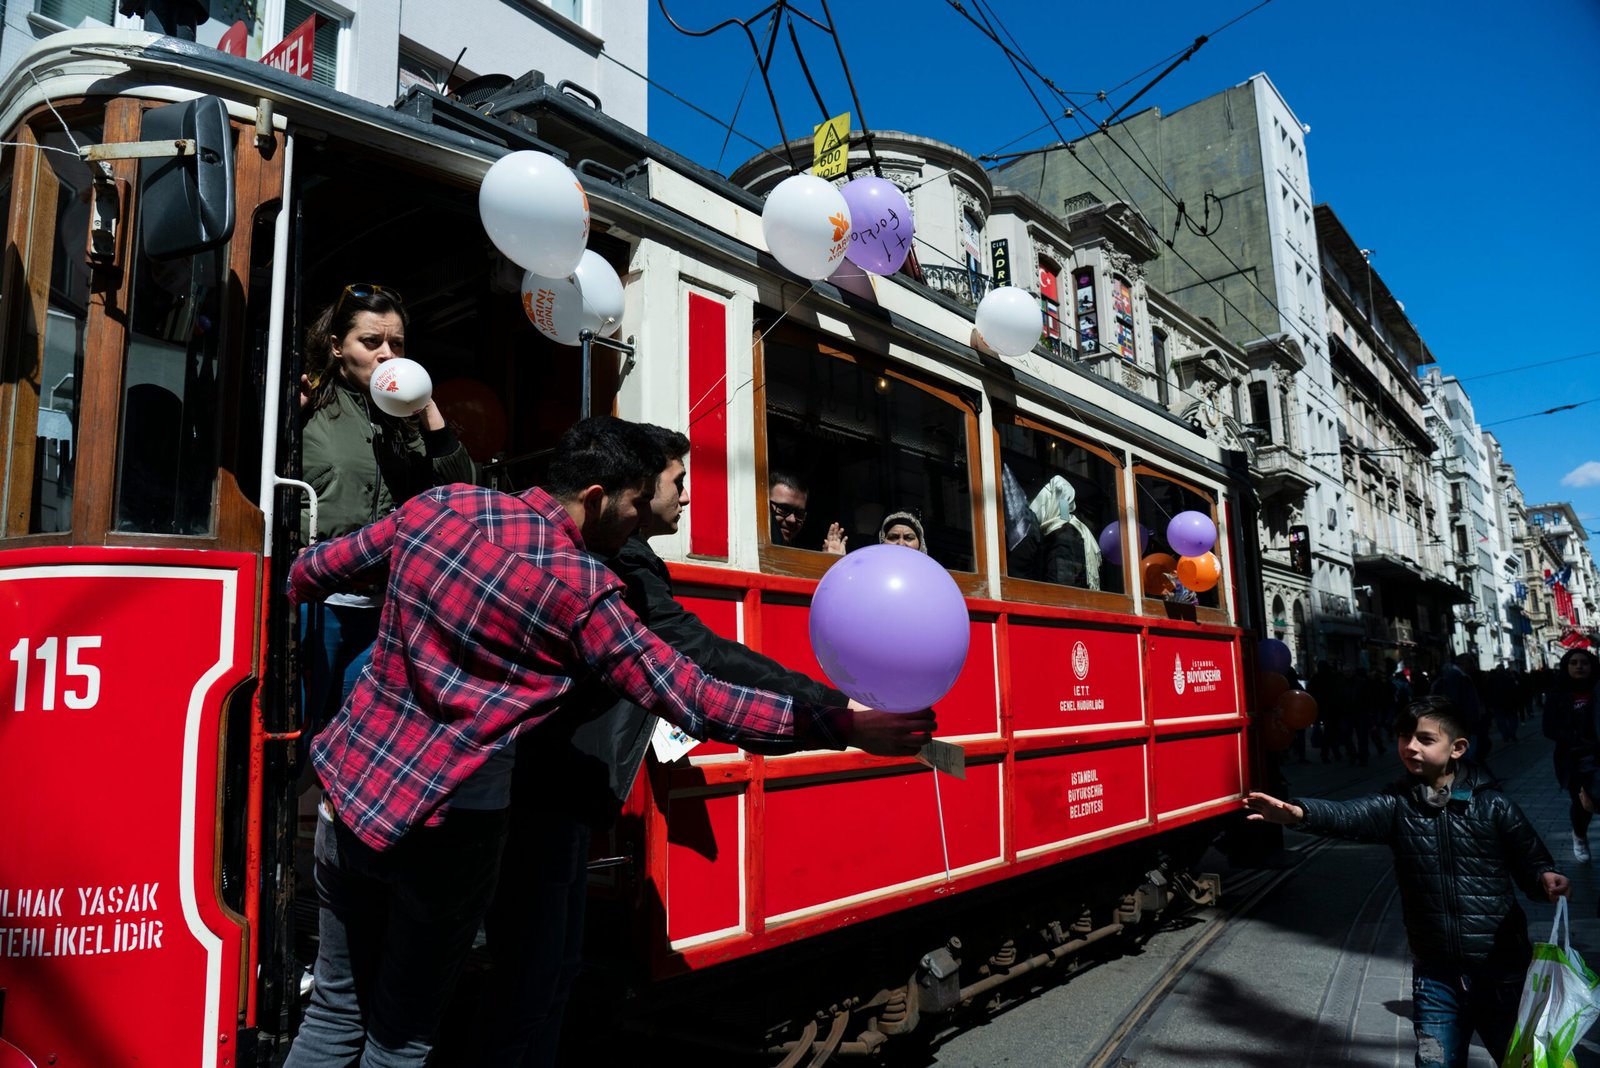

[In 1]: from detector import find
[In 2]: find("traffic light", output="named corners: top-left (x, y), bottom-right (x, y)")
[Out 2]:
top-left (1288, 525), bottom-right (1312, 575)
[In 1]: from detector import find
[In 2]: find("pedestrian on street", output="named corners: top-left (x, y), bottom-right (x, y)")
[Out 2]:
top-left (1246, 695), bottom-right (1569, 1068)
top-left (1541, 647), bottom-right (1600, 863)
top-left (1432, 653), bottom-right (1487, 762)
top-left (1309, 662), bottom-right (1347, 763)
top-left (281, 416), bottom-right (934, 1066)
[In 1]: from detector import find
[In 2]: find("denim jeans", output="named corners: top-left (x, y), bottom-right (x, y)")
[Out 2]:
top-left (1411, 959), bottom-right (1526, 1068)
top-left (284, 802), bottom-right (509, 1068)
top-left (471, 814), bottom-right (593, 1067)
top-left (300, 603), bottom-right (380, 735)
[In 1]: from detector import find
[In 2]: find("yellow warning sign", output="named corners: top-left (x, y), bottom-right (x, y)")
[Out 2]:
top-left (812, 112), bottom-right (851, 178)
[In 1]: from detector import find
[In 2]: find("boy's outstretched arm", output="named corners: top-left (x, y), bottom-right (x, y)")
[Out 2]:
top-left (1496, 794), bottom-right (1570, 902)
top-left (1247, 790), bottom-right (1398, 842)
top-left (1245, 792), bottom-right (1304, 825)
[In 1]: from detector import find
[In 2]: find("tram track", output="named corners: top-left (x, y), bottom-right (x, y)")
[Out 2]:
top-left (1081, 833), bottom-right (1346, 1068)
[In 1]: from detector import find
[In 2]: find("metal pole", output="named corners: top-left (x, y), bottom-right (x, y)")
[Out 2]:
top-left (580, 330), bottom-right (593, 420)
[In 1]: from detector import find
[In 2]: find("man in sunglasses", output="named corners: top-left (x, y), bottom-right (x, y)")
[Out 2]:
top-left (770, 470), bottom-right (847, 553)
top-left (474, 428), bottom-right (878, 1064)
top-left (285, 416), bottom-right (934, 1068)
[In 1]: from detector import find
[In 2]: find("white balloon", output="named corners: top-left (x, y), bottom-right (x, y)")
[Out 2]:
top-left (369, 358), bottom-right (433, 417)
top-left (974, 286), bottom-right (1043, 357)
top-left (573, 250), bottom-right (625, 338)
top-left (521, 251), bottom-right (625, 345)
top-left (761, 174), bottom-right (851, 281)
top-left (479, 150), bottom-right (590, 276)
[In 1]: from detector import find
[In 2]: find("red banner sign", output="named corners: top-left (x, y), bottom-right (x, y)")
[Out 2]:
top-left (1147, 633), bottom-right (1241, 721)
top-left (0, 550), bottom-right (255, 1066)
top-left (1007, 621), bottom-right (1143, 732)
top-left (263, 13), bottom-right (320, 80)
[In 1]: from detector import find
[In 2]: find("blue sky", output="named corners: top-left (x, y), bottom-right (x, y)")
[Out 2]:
top-left (644, 0), bottom-right (1600, 522)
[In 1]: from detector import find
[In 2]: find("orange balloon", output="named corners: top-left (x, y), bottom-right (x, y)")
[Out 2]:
top-left (1278, 690), bottom-right (1318, 730)
top-left (433, 377), bottom-right (509, 463)
top-left (1177, 552), bottom-right (1222, 592)
top-left (1262, 712), bottom-right (1294, 751)
top-left (1259, 671), bottom-right (1290, 706)
top-left (1141, 553), bottom-right (1177, 597)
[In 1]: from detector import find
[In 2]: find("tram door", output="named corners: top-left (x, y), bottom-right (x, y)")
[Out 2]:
top-left (0, 94), bottom-right (285, 1064)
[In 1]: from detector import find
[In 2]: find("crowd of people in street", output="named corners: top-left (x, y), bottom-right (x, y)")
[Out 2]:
top-left (1284, 654), bottom-right (1575, 772)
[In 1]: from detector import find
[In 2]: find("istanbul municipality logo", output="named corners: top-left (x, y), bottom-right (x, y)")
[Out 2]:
top-left (1072, 641), bottom-right (1090, 680)
top-left (1173, 654), bottom-right (1185, 695)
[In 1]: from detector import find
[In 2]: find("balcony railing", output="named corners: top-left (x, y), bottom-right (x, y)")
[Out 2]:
top-left (1319, 591), bottom-right (1354, 617)
top-left (921, 264), bottom-right (994, 308)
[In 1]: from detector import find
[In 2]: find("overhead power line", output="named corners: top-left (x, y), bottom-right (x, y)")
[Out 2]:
top-left (1457, 349), bottom-right (1600, 383)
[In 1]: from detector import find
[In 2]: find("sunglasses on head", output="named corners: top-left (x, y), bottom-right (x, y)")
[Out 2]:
top-left (333, 282), bottom-right (403, 318)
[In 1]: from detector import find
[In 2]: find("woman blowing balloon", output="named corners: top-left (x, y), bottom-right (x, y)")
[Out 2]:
top-left (298, 284), bottom-right (477, 733)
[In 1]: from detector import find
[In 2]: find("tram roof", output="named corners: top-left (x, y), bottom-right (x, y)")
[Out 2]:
top-left (1, 30), bottom-right (1241, 484)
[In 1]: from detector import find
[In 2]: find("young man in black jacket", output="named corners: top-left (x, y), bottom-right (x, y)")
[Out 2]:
top-left (472, 425), bottom-right (861, 1066)
top-left (1247, 696), bottom-right (1569, 1067)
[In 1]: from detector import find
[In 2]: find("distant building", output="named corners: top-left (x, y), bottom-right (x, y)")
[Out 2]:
top-left (1525, 502), bottom-right (1600, 660)
top-left (1423, 369), bottom-right (1505, 666)
top-left (1316, 204), bottom-right (1459, 675)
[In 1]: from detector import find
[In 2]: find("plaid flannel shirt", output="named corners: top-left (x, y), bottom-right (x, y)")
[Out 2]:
top-left (289, 484), bottom-right (846, 851)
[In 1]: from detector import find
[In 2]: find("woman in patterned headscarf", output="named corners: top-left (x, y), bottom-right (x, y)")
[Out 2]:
top-left (1027, 475), bottom-right (1102, 590)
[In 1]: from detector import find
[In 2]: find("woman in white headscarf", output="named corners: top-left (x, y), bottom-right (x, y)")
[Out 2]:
top-left (878, 510), bottom-right (928, 552)
top-left (1027, 475), bottom-right (1102, 590)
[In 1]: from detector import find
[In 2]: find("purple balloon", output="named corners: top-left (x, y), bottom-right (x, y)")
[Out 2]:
top-left (1167, 510), bottom-right (1218, 558)
top-left (809, 544), bottom-right (970, 712)
top-left (1259, 638), bottom-right (1292, 675)
top-left (840, 176), bottom-right (916, 276)
top-left (1096, 521), bottom-right (1152, 565)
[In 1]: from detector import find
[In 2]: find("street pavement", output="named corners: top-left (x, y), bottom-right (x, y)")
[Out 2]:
top-left (927, 727), bottom-right (1600, 1067)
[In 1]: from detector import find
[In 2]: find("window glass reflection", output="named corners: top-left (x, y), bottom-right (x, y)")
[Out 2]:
top-left (999, 422), bottom-right (1122, 594)
top-left (762, 329), bottom-right (974, 571)
top-left (1136, 471), bottom-right (1220, 608)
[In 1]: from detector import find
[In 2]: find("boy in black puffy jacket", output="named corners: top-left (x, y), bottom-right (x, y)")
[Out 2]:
top-left (1246, 695), bottom-right (1569, 1068)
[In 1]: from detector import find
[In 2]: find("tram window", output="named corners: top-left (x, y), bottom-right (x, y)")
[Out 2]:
top-left (1135, 469), bottom-right (1221, 610)
top-left (113, 183), bottom-right (233, 534)
top-left (760, 326), bottom-right (976, 572)
top-left (9, 122), bottom-right (101, 534)
top-left (997, 420), bottom-right (1123, 595)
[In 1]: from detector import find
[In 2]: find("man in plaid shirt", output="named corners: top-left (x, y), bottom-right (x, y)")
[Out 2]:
top-left (283, 417), bottom-right (935, 1067)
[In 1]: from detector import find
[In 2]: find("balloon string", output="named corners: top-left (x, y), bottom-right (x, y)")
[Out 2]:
top-left (688, 280), bottom-right (818, 430)
top-left (932, 764), bottom-right (953, 892)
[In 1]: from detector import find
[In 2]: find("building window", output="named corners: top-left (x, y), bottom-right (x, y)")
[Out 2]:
top-left (282, 0), bottom-right (342, 90)
top-left (960, 210), bottom-right (982, 274)
top-left (1038, 261), bottom-right (1062, 349)
top-left (398, 45), bottom-right (472, 97)
top-left (538, 0), bottom-right (588, 26)
top-left (1152, 330), bottom-right (1169, 405)
top-left (1111, 276), bottom-right (1136, 360)
top-left (36, 0), bottom-right (113, 26)
top-left (1248, 380), bottom-right (1272, 443)
top-left (1073, 267), bottom-right (1098, 353)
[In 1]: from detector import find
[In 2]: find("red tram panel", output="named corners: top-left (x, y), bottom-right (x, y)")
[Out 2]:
top-left (0, 549), bottom-right (255, 1067)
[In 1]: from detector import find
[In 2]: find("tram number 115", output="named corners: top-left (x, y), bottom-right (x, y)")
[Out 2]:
top-left (8, 636), bottom-right (103, 712)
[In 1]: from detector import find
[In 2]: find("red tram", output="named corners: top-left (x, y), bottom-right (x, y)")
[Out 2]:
top-left (0, 30), bottom-right (1267, 1064)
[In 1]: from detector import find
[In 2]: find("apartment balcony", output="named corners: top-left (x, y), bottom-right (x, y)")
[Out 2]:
top-left (920, 264), bottom-right (994, 308)
top-left (1314, 590), bottom-right (1365, 635)
top-left (1319, 591), bottom-right (1354, 618)
top-left (1253, 442), bottom-right (1316, 503)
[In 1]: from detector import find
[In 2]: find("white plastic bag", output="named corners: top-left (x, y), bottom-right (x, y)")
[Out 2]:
top-left (1502, 897), bottom-right (1600, 1068)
